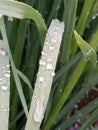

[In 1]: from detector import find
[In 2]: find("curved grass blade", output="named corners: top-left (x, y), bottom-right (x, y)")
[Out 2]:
top-left (16, 69), bottom-right (33, 92)
top-left (0, 0), bottom-right (47, 45)
top-left (74, 30), bottom-right (97, 65)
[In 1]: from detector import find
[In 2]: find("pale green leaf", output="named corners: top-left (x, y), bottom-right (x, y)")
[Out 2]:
top-left (74, 30), bottom-right (97, 65)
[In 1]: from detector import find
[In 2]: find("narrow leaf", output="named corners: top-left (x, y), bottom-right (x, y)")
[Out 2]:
top-left (16, 69), bottom-right (33, 92)
top-left (74, 30), bottom-right (97, 65)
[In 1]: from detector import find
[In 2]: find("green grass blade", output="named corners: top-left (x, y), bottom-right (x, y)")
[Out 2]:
top-left (43, 29), bottom-right (98, 130)
top-left (60, 0), bottom-right (78, 64)
top-left (79, 108), bottom-right (98, 130)
top-left (55, 98), bottom-right (98, 130)
top-left (70, 0), bottom-right (96, 56)
top-left (74, 30), bottom-right (97, 65)
top-left (16, 69), bottom-right (33, 92)
top-left (76, 0), bottom-right (96, 36)
top-left (54, 65), bottom-right (98, 126)
top-left (0, 0), bottom-right (47, 44)
top-left (54, 52), bottom-right (81, 82)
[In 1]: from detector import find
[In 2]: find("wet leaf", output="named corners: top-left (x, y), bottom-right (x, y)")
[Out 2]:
top-left (74, 30), bottom-right (97, 66)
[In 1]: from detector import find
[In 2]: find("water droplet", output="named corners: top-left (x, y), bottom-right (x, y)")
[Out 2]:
top-left (0, 49), bottom-right (6, 56)
top-left (4, 108), bottom-right (7, 112)
top-left (8, 16), bottom-right (13, 21)
top-left (39, 76), bottom-right (44, 82)
top-left (4, 73), bottom-right (10, 78)
top-left (51, 72), bottom-right (55, 76)
top-left (34, 100), bottom-right (44, 122)
top-left (6, 64), bottom-right (10, 68)
top-left (6, 70), bottom-right (10, 73)
top-left (92, 16), bottom-right (96, 19)
top-left (51, 38), bottom-right (56, 43)
top-left (46, 63), bottom-right (53, 70)
top-left (46, 57), bottom-right (53, 62)
top-left (86, 48), bottom-right (92, 55)
top-left (39, 60), bottom-right (46, 66)
top-left (41, 51), bottom-right (46, 56)
top-left (49, 45), bottom-right (55, 51)
top-left (1, 86), bottom-right (8, 91)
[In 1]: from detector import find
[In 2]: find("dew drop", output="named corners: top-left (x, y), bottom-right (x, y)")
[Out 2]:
top-left (3, 108), bottom-right (7, 112)
top-left (51, 38), bottom-right (56, 43)
top-left (51, 72), bottom-right (55, 76)
top-left (39, 76), bottom-right (45, 82)
top-left (0, 82), bottom-right (3, 85)
top-left (86, 48), bottom-right (92, 55)
top-left (39, 60), bottom-right (46, 66)
top-left (8, 16), bottom-right (13, 21)
top-left (49, 45), bottom-right (55, 51)
top-left (6, 70), bottom-right (10, 73)
top-left (34, 100), bottom-right (44, 122)
top-left (6, 64), bottom-right (10, 68)
top-left (4, 73), bottom-right (10, 78)
top-left (41, 51), bottom-right (46, 56)
top-left (92, 16), bottom-right (96, 19)
top-left (46, 63), bottom-right (53, 70)
top-left (1, 86), bottom-right (8, 91)
top-left (46, 57), bottom-right (53, 63)
top-left (0, 49), bottom-right (6, 56)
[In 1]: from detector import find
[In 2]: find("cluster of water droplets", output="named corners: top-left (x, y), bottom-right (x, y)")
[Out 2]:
top-left (0, 49), bottom-right (10, 116)
top-left (0, 48), bottom-right (7, 56)
top-left (32, 20), bottom-right (64, 124)
top-left (0, 63), bottom-right (10, 91)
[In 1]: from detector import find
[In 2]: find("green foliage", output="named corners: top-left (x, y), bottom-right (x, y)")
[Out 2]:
top-left (0, 0), bottom-right (98, 130)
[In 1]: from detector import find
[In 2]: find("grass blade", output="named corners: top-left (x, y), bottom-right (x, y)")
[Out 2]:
top-left (0, 41), bottom-right (10, 130)
top-left (0, 16), bottom-right (28, 117)
top-left (25, 19), bottom-right (64, 130)
top-left (0, 0), bottom-right (47, 44)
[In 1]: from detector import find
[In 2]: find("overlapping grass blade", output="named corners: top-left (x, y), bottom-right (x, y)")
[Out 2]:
top-left (0, 16), bottom-right (28, 116)
top-left (43, 29), bottom-right (98, 130)
top-left (0, 0), bottom-right (47, 44)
